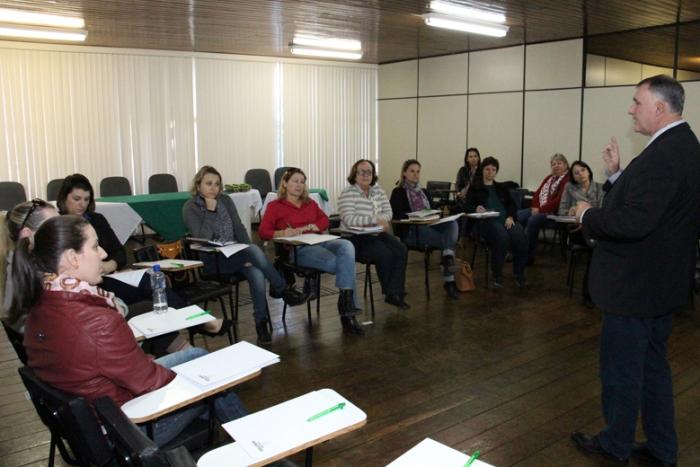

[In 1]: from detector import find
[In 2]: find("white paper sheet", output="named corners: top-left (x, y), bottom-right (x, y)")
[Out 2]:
top-left (386, 438), bottom-right (493, 467)
top-left (466, 211), bottom-right (500, 219)
top-left (218, 243), bottom-right (250, 258)
top-left (429, 213), bottom-right (463, 226)
top-left (105, 269), bottom-right (148, 288)
top-left (128, 305), bottom-right (214, 338)
top-left (223, 388), bottom-right (366, 463)
top-left (173, 341), bottom-right (279, 389)
top-left (275, 234), bottom-right (340, 245)
top-left (407, 209), bottom-right (441, 218)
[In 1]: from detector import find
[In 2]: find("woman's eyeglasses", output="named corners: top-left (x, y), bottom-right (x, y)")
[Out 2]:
top-left (357, 169), bottom-right (373, 177)
top-left (18, 198), bottom-right (46, 231)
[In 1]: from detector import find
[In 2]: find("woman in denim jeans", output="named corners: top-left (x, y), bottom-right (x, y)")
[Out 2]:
top-left (259, 168), bottom-right (364, 335)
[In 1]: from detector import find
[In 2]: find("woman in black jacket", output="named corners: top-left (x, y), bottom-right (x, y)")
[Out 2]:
top-left (465, 157), bottom-right (528, 288)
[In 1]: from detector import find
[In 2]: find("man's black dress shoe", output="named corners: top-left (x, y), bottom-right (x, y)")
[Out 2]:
top-left (631, 442), bottom-right (677, 467)
top-left (571, 432), bottom-right (628, 464)
top-left (385, 294), bottom-right (411, 309)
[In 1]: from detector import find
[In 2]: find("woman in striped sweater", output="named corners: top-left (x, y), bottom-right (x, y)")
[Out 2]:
top-left (338, 160), bottom-right (410, 309)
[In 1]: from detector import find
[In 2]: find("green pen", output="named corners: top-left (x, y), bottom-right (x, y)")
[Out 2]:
top-left (185, 310), bottom-right (211, 320)
top-left (307, 402), bottom-right (345, 421)
top-left (171, 262), bottom-right (185, 268)
top-left (464, 450), bottom-right (480, 467)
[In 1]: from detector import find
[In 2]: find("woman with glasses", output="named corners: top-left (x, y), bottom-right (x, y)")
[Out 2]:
top-left (338, 159), bottom-right (410, 309)
top-left (259, 167), bottom-right (364, 335)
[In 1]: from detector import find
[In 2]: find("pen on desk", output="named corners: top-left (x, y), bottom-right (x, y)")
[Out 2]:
top-left (185, 311), bottom-right (210, 320)
top-left (307, 402), bottom-right (345, 421)
top-left (464, 450), bottom-right (480, 467)
top-left (171, 262), bottom-right (185, 268)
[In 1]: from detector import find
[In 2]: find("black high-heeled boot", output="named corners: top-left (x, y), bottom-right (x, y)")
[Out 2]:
top-left (337, 289), bottom-right (364, 335)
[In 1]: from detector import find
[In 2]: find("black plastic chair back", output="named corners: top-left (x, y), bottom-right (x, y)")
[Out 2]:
top-left (244, 169), bottom-right (272, 198)
top-left (100, 176), bottom-right (133, 197)
top-left (148, 174), bottom-right (178, 194)
top-left (273, 166), bottom-right (293, 190)
top-left (18, 366), bottom-right (113, 466)
top-left (46, 178), bottom-right (65, 201)
top-left (426, 181), bottom-right (451, 209)
top-left (0, 181), bottom-right (27, 211)
top-left (1, 318), bottom-right (27, 364)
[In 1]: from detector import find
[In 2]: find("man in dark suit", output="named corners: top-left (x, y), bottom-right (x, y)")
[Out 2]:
top-left (572, 75), bottom-right (700, 467)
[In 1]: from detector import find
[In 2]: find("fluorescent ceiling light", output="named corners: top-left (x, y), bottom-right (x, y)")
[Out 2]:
top-left (290, 47), bottom-right (363, 60)
top-left (293, 35), bottom-right (361, 51)
top-left (0, 24), bottom-right (87, 42)
top-left (0, 7), bottom-right (84, 28)
top-left (424, 13), bottom-right (508, 37)
top-left (429, 1), bottom-right (506, 23)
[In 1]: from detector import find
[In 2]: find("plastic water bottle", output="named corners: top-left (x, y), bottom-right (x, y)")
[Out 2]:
top-left (150, 264), bottom-right (168, 314)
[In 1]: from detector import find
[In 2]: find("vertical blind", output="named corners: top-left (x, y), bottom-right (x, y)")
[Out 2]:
top-left (0, 43), bottom-right (376, 204)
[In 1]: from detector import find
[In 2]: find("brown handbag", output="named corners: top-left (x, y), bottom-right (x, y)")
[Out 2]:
top-left (455, 259), bottom-right (476, 292)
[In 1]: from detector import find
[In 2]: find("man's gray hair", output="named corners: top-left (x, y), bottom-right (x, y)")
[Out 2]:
top-left (638, 74), bottom-right (685, 114)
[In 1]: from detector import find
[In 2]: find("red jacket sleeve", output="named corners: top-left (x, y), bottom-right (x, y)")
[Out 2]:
top-left (258, 201), bottom-right (280, 240)
top-left (95, 309), bottom-right (175, 396)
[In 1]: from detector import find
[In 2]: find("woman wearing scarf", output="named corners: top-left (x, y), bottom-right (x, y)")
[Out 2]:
top-left (516, 153), bottom-right (570, 264)
top-left (390, 159), bottom-right (460, 299)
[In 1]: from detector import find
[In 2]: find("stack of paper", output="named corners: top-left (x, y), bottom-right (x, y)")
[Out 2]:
top-left (186, 237), bottom-right (235, 247)
top-left (173, 341), bottom-right (280, 389)
top-left (128, 305), bottom-right (214, 338)
top-left (466, 211), bottom-right (500, 219)
top-left (407, 209), bottom-right (441, 220)
top-left (343, 225), bottom-right (384, 234)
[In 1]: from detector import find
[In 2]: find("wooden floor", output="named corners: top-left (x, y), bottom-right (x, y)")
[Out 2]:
top-left (2, 242), bottom-right (700, 466)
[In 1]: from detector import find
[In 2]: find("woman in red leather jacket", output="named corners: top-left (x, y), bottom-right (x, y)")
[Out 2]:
top-left (12, 215), bottom-right (247, 446)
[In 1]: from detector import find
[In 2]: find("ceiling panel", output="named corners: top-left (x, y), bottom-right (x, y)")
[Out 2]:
top-left (0, 0), bottom-right (696, 66)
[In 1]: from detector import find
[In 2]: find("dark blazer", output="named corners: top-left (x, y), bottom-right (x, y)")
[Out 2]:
top-left (464, 181), bottom-right (517, 219)
top-left (583, 122), bottom-right (700, 317)
top-left (389, 185), bottom-right (431, 239)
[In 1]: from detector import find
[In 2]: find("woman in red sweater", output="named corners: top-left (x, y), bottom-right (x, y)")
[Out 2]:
top-left (259, 168), bottom-right (364, 335)
top-left (516, 153), bottom-right (570, 264)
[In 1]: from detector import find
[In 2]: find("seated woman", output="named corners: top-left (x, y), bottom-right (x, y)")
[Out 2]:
top-left (12, 215), bottom-right (247, 447)
top-left (338, 159), bottom-right (410, 309)
top-left (389, 159), bottom-right (460, 299)
top-left (516, 153), bottom-right (570, 264)
top-left (57, 174), bottom-right (218, 353)
top-left (258, 168), bottom-right (364, 335)
top-left (2, 198), bottom-right (188, 357)
top-left (558, 160), bottom-right (604, 216)
top-left (465, 157), bottom-right (528, 288)
top-left (182, 166), bottom-right (307, 344)
top-left (558, 160), bottom-right (604, 307)
top-left (1, 199), bottom-right (58, 330)
top-left (455, 147), bottom-right (481, 198)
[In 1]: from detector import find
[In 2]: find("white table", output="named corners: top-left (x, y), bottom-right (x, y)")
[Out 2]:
top-left (261, 192), bottom-right (333, 217)
top-left (198, 388), bottom-right (366, 467)
top-left (128, 304), bottom-right (214, 341)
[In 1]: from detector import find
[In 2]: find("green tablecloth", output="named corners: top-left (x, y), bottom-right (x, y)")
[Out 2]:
top-left (97, 191), bottom-right (191, 241)
top-left (309, 188), bottom-right (328, 201)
